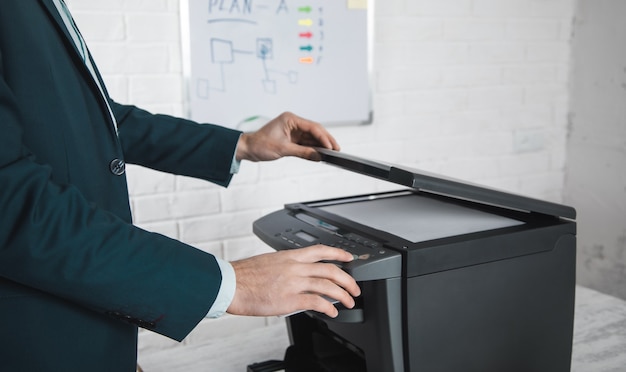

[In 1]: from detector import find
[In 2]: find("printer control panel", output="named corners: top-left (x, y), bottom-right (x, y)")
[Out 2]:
top-left (253, 210), bottom-right (402, 282)
top-left (277, 228), bottom-right (388, 260)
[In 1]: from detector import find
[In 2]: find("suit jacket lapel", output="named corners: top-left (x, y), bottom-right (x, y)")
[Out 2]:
top-left (38, 0), bottom-right (120, 139)
top-left (39, 0), bottom-right (85, 64)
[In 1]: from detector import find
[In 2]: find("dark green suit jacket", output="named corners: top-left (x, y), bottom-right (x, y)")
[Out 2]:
top-left (0, 1), bottom-right (241, 370)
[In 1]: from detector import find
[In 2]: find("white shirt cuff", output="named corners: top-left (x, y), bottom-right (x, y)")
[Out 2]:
top-left (229, 135), bottom-right (241, 174)
top-left (230, 155), bottom-right (241, 174)
top-left (205, 258), bottom-right (236, 318)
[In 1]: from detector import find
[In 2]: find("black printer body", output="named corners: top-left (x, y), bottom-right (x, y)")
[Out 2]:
top-left (252, 149), bottom-right (577, 372)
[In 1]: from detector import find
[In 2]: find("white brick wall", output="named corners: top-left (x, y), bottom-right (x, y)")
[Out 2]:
top-left (565, 0), bottom-right (626, 301)
top-left (67, 0), bottom-right (575, 354)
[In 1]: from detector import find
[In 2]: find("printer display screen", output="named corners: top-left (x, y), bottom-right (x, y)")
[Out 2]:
top-left (320, 193), bottom-right (524, 243)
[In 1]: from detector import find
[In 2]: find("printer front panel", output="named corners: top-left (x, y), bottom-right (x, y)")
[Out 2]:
top-left (404, 229), bottom-right (576, 372)
top-left (286, 277), bottom-right (405, 372)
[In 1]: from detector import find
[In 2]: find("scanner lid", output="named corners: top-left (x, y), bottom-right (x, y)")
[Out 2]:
top-left (315, 148), bottom-right (576, 219)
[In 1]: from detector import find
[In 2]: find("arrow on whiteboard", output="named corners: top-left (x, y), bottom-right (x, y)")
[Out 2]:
top-left (299, 31), bottom-right (313, 38)
top-left (299, 45), bottom-right (313, 52)
top-left (298, 19), bottom-right (313, 27)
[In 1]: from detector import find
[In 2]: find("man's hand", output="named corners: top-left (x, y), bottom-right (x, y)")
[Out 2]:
top-left (235, 112), bottom-right (340, 162)
top-left (227, 245), bottom-right (360, 318)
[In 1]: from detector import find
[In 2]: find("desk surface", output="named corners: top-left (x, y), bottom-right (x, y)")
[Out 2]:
top-left (138, 286), bottom-right (626, 372)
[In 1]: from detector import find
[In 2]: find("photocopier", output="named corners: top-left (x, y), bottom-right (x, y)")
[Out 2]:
top-left (250, 149), bottom-right (577, 372)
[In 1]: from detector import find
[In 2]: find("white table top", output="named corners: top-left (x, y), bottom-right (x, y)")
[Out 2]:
top-left (138, 286), bottom-right (626, 372)
top-left (571, 286), bottom-right (626, 371)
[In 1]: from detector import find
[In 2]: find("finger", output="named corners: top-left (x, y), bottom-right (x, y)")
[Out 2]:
top-left (304, 262), bottom-right (361, 298)
top-left (297, 293), bottom-right (340, 318)
top-left (282, 142), bottom-right (322, 161)
top-left (289, 245), bottom-right (356, 263)
top-left (290, 116), bottom-right (340, 151)
top-left (305, 276), bottom-right (358, 309)
top-left (286, 253), bottom-right (361, 298)
top-left (301, 123), bottom-right (340, 151)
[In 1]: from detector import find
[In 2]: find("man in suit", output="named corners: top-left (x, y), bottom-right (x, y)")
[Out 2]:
top-left (0, 1), bottom-right (361, 370)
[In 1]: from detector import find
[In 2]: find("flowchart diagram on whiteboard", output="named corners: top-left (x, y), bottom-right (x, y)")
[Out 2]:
top-left (182, 0), bottom-right (372, 130)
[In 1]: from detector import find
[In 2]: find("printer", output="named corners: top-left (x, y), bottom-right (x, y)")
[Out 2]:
top-left (251, 149), bottom-right (576, 372)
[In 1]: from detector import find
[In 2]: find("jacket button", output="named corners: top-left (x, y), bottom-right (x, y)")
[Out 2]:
top-left (109, 158), bottom-right (125, 176)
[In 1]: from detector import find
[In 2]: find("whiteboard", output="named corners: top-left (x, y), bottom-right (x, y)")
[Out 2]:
top-left (181, 0), bottom-right (373, 131)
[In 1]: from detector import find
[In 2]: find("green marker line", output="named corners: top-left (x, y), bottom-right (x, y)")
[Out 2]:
top-left (242, 115), bottom-right (261, 123)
